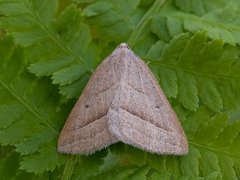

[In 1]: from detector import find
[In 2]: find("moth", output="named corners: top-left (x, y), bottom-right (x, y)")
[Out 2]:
top-left (58, 43), bottom-right (188, 155)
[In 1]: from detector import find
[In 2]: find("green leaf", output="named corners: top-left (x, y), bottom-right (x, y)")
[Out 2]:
top-left (93, 166), bottom-right (137, 180)
top-left (128, 165), bottom-right (150, 180)
top-left (52, 64), bottom-right (87, 86)
top-left (0, 104), bottom-right (25, 128)
top-left (167, 17), bottom-right (183, 37)
top-left (151, 171), bottom-right (171, 180)
top-left (194, 113), bottom-right (228, 144)
top-left (80, 0), bottom-right (142, 41)
top-left (182, 108), bottom-right (240, 179)
top-left (20, 144), bottom-right (64, 174)
top-left (218, 154), bottom-right (238, 180)
top-left (200, 150), bottom-right (221, 178)
top-left (158, 68), bottom-right (178, 98)
top-left (154, 1), bottom-right (240, 45)
top-left (149, 32), bottom-right (240, 111)
top-left (73, 150), bottom-right (108, 180)
top-left (0, 36), bottom-right (66, 174)
top-left (151, 16), bottom-right (171, 42)
top-left (0, 146), bottom-right (48, 179)
top-left (0, 146), bottom-right (21, 179)
top-left (145, 40), bottom-right (166, 60)
top-left (178, 71), bottom-right (199, 111)
top-left (180, 146), bottom-right (201, 177)
top-left (82, 2), bottom-right (112, 16)
top-left (0, 0), bottom-right (240, 179)
top-left (126, 146), bottom-right (146, 166)
top-left (146, 153), bottom-right (166, 172)
top-left (0, 2), bottom-right (94, 98)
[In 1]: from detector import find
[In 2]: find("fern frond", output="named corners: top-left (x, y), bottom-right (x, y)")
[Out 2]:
top-left (93, 166), bottom-right (138, 180)
top-left (72, 150), bottom-right (108, 180)
top-left (0, 1), bottom-right (240, 179)
top-left (147, 32), bottom-right (240, 111)
top-left (182, 107), bottom-right (240, 179)
top-left (105, 106), bottom-right (240, 179)
top-left (0, 146), bottom-right (22, 179)
top-left (0, 36), bottom-right (66, 174)
top-left (0, 146), bottom-right (64, 179)
top-left (0, 1), bottom-right (94, 98)
top-left (79, 0), bottom-right (142, 41)
top-left (152, 1), bottom-right (240, 45)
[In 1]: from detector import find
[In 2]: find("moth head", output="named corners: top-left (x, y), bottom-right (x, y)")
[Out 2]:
top-left (118, 43), bottom-right (130, 49)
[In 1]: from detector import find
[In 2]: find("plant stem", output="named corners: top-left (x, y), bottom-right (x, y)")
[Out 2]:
top-left (128, 0), bottom-right (166, 47)
top-left (61, 155), bottom-right (78, 180)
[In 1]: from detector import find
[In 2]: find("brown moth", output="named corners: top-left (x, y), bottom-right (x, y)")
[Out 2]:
top-left (58, 43), bottom-right (188, 155)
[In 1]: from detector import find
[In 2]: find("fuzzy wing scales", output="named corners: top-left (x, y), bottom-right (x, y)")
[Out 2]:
top-left (108, 52), bottom-right (188, 155)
